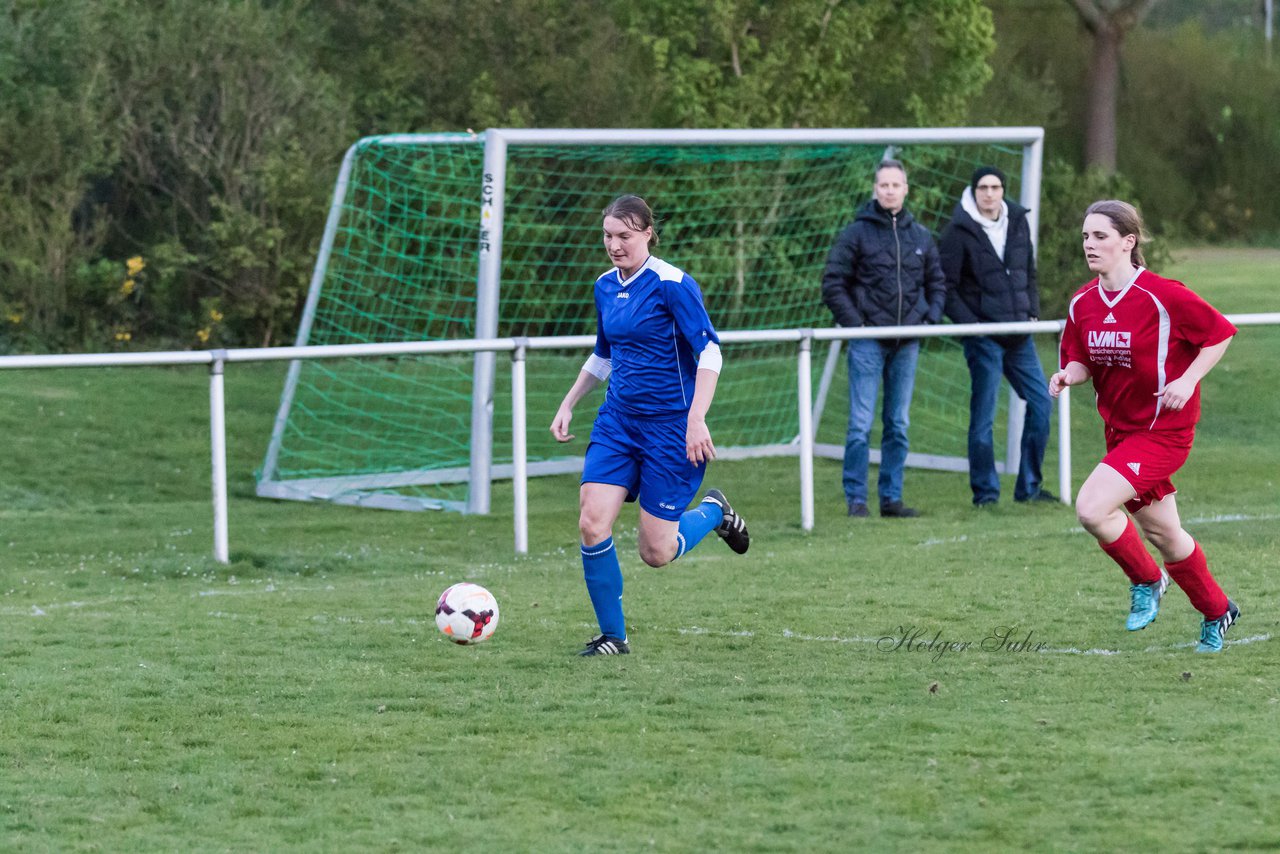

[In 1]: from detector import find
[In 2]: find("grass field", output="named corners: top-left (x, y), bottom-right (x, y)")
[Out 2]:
top-left (2, 248), bottom-right (1279, 851)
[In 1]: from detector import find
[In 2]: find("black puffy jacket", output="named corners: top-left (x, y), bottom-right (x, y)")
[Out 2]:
top-left (939, 199), bottom-right (1039, 325)
top-left (821, 200), bottom-right (947, 329)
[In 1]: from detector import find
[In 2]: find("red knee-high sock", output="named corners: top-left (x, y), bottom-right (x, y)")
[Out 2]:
top-left (1165, 541), bottom-right (1230, 619)
top-left (1099, 517), bottom-right (1162, 585)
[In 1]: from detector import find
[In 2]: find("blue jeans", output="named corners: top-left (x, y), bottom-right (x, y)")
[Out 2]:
top-left (963, 335), bottom-right (1051, 503)
top-left (843, 338), bottom-right (919, 506)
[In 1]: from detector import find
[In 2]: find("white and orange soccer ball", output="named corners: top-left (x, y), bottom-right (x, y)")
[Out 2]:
top-left (434, 582), bottom-right (499, 645)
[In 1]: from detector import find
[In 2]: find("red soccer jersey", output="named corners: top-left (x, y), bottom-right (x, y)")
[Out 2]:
top-left (1060, 268), bottom-right (1237, 432)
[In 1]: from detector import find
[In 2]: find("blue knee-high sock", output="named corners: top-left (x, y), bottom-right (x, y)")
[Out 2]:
top-left (582, 537), bottom-right (626, 640)
top-left (673, 502), bottom-right (724, 560)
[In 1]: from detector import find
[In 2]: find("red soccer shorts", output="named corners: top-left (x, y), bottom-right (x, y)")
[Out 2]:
top-left (1102, 426), bottom-right (1195, 513)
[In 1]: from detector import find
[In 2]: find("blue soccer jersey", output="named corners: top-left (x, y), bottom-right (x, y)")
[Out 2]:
top-left (592, 256), bottom-right (720, 419)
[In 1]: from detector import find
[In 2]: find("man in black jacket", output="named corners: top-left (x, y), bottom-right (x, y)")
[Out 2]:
top-left (821, 159), bottom-right (947, 518)
top-left (940, 166), bottom-right (1054, 507)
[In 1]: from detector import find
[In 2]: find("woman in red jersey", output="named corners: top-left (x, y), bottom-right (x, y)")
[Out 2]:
top-left (1049, 200), bottom-right (1239, 652)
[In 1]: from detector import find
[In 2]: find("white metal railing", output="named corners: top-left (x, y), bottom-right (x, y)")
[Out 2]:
top-left (5, 312), bottom-right (1277, 563)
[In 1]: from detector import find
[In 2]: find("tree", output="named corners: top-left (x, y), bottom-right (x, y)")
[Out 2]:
top-left (1068, 0), bottom-right (1161, 173)
top-left (0, 0), bottom-right (1002, 351)
top-left (617, 0), bottom-right (995, 128)
top-left (311, 0), bottom-right (654, 133)
top-left (100, 1), bottom-right (351, 346)
top-left (0, 1), bottom-right (120, 349)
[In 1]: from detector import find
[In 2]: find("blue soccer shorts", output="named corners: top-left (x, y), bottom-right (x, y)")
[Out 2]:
top-left (581, 407), bottom-right (706, 521)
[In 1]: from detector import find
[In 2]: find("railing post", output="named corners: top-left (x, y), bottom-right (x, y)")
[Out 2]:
top-left (209, 351), bottom-right (230, 563)
top-left (1055, 326), bottom-right (1072, 505)
top-left (1057, 384), bottom-right (1072, 506)
top-left (798, 332), bottom-right (815, 531)
top-left (512, 339), bottom-right (529, 555)
top-left (1005, 388), bottom-right (1025, 476)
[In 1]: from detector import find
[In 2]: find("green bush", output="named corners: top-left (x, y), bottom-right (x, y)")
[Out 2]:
top-left (0, 1), bottom-right (119, 352)
top-left (1122, 24), bottom-right (1280, 242)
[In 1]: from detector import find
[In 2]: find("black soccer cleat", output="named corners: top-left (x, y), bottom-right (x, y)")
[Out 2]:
top-left (702, 488), bottom-right (750, 554)
top-left (579, 634), bottom-right (630, 656)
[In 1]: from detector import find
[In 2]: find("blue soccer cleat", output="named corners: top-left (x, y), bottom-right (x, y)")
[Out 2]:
top-left (1195, 600), bottom-right (1240, 653)
top-left (1126, 570), bottom-right (1170, 631)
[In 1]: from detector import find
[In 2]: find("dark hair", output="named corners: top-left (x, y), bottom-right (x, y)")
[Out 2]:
top-left (602, 194), bottom-right (658, 247)
top-left (1084, 199), bottom-right (1147, 267)
top-left (970, 165), bottom-right (1006, 192)
top-left (876, 158), bottom-right (908, 183)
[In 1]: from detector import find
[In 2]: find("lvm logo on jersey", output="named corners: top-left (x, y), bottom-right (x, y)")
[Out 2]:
top-left (1087, 329), bottom-right (1133, 367)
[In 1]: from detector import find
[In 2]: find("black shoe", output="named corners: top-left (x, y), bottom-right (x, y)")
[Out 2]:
top-left (974, 497), bottom-right (998, 508)
top-left (847, 502), bottom-right (870, 518)
top-left (880, 500), bottom-right (919, 518)
top-left (702, 489), bottom-right (750, 554)
top-left (579, 634), bottom-right (630, 656)
top-left (1016, 489), bottom-right (1059, 504)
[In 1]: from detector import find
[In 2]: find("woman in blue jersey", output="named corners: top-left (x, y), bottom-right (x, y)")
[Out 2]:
top-left (551, 194), bottom-right (749, 657)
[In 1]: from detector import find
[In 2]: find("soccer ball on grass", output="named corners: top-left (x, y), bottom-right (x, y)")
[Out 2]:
top-left (434, 582), bottom-right (499, 645)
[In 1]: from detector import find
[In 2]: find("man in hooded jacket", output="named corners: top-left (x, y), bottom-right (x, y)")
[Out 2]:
top-left (940, 165), bottom-right (1055, 507)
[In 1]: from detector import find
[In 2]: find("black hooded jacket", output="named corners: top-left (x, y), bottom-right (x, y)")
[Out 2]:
top-left (821, 200), bottom-right (947, 329)
top-left (939, 198), bottom-right (1039, 326)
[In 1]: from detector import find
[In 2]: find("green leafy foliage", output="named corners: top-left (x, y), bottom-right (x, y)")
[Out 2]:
top-left (4, 0), bottom-right (1279, 352)
top-left (977, 0), bottom-right (1280, 244)
top-left (1121, 23), bottom-right (1280, 240)
top-left (98, 1), bottom-right (352, 348)
top-left (0, 0), bottom-right (119, 351)
top-left (620, 0), bottom-right (994, 127)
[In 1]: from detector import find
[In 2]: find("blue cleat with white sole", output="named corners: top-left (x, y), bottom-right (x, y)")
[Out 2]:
top-left (1195, 600), bottom-right (1240, 653)
top-left (1126, 570), bottom-right (1170, 631)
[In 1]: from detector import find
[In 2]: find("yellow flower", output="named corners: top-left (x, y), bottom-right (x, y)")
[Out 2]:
top-left (115, 331), bottom-right (132, 342)
top-left (121, 279), bottom-right (136, 296)
top-left (196, 327), bottom-right (210, 343)
top-left (126, 256), bottom-right (145, 276)
top-left (7, 312), bottom-right (22, 324)
top-left (209, 309), bottom-right (224, 322)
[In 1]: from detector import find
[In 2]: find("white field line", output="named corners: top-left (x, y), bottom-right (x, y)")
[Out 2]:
top-left (10, 592), bottom-right (1269, 655)
top-left (0, 573), bottom-right (459, 617)
top-left (675, 624), bottom-right (1273, 655)
top-left (0, 585), bottom-right (316, 617)
top-left (916, 511), bottom-right (1280, 547)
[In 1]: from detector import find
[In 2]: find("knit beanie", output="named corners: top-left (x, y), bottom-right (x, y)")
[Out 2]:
top-left (970, 166), bottom-right (1007, 193)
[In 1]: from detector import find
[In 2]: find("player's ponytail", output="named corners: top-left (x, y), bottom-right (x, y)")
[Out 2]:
top-left (602, 194), bottom-right (659, 248)
top-left (1085, 200), bottom-right (1147, 267)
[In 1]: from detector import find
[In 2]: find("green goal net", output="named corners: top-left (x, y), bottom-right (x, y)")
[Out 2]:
top-left (257, 129), bottom-right (1043, 512)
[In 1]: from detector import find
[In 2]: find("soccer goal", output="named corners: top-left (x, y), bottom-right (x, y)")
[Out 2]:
top-left (257, 127), bottom-right (1044, 514)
